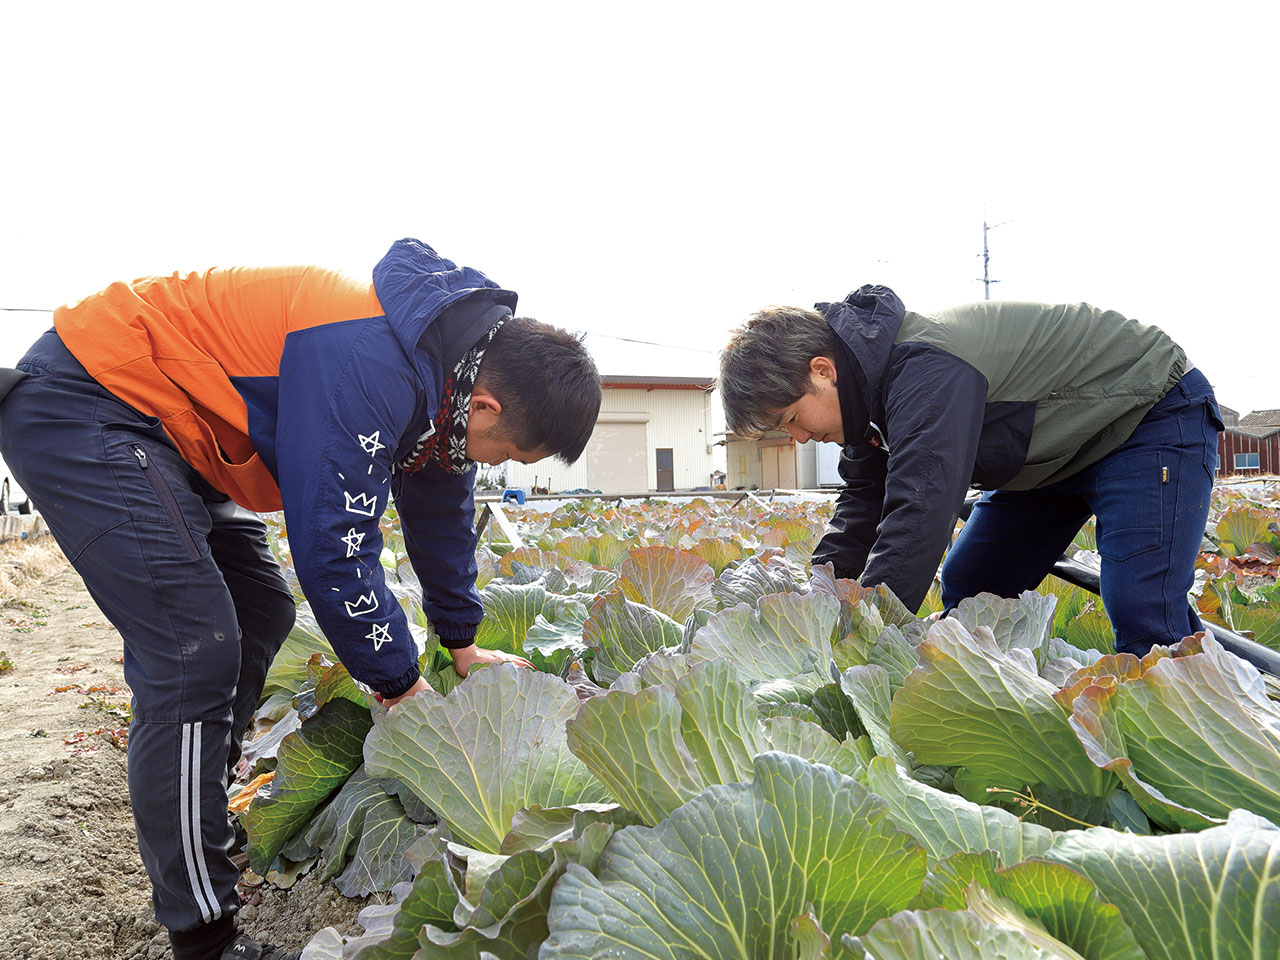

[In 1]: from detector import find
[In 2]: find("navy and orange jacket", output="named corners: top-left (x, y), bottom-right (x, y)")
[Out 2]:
top-left (54, 239), bottom-right (516, 697)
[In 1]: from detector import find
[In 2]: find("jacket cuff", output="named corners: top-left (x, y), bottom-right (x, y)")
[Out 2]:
top-left (380, 663), bottom-right (422, 701)
top-left (435, 619), bottom-right (479, 649)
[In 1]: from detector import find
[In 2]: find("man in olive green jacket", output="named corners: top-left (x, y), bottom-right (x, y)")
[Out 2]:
top-left (719, 286), bottom-right (1223, 656)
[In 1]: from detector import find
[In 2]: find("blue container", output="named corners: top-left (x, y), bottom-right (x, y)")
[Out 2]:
top-left (502, 488), bottom-right (527, 505)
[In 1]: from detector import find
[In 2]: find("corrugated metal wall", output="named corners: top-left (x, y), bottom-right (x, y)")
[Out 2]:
top-left (1219, 430), bottom-right (1280, 476)
top-left (505, 387), bottom-right (713, 492)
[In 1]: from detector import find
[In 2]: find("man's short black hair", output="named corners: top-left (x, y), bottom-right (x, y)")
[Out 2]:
top-left (477, 317), bottom-right (601, 463)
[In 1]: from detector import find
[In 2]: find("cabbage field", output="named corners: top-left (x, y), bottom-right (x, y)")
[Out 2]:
top-left (237, 485), bottom-right (1280, 960)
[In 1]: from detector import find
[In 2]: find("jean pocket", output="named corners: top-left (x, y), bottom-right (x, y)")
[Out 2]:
top-left (1201, 401), bottom-right (1223, 481)
top-left (1095, 450), bottom-right (1164, 562)
top-left (1205, 397), bottom-right (1226, 433)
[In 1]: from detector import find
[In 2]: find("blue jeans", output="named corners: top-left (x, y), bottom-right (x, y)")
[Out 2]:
top-left (940, 368), bottom-right (1223, 656)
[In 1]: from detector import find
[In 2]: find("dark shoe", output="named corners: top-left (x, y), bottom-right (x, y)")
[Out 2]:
top-left (220, 933), bottom-right (301, 960)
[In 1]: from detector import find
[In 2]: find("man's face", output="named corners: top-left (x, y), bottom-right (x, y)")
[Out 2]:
top-left (463, 387), bottom-right (549, 466)
top-left (774, 356), bottom-right (844, 445)
top-left (464, 422), bottom-right (547, 467)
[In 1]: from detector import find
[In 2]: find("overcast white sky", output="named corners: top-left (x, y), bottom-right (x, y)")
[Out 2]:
top-left (2, 2), bottom-right (1276, 420)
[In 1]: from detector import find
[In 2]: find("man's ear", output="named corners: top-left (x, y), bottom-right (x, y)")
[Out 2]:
top-left (810, 355), bottom-right (838, 383)
top-left (468, 388), bottom-right (503, 431)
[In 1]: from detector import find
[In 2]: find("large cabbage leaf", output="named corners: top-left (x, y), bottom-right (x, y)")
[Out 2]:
top-left (1061, 603), bottom-right (1117, 655)
top-left (1036, 574), bottom-right (1094, 640)
top-left (280, 767), bottom-right (431, 897)
top-left (810, 682), bottom-right (868, 742)
top-left (810, 563), bottom-right (918, 634)
top-left (616, 545), bottom-right (715, 621)
top-left (305, 810), bottom-right (638, 959)
top-left (363, 664), bottom-right (608, 853)
top-left (1044, 810), bottom-right (1280, 960)
top-left (554, 533), bottom-right (638, 568)
top-left (890, 619), bottom-right (1113, 799)
top-left (862, 757), bottom-right (1054, 866)
top-left (1207, 591), bottom-right (1280, 650)
top-left (830, 599), bottom-right (920, 692)
top-left (245, 694), bottom-right (371, 873)
top-left (712, 553), bottom-right (808, 608)
top-left (847, 876), bottom-right (1136, 960)
top-left (689, 590), bottom-right (838, 690)
top-left (685, 536), bottom-right (744, 576)
top-left (564, 681), bottom-right (703, 824)
top-left (565, 659), bottom-right (864, 824)
top-left (522, 598), bottom-right (590, 675)
top-left (1065, 634), bottom-right (1280, 829)
top-left (261, 604), bottom-right (336, 697)
top-left (541, 753), bottom-right (929, 956)
top-left (501, 548), bottom-right (618, 596)
top-left (762, 716), bottom-right (868, 781)
top-left (910, 852), bottom-right (1145, 959)
top-left (948, 590), bottom-right (1057, 666)
top-left (1216, 505), bottom-right (1279, 557)
top-left (839, 664), bottom-right (912, 770)
top-left (581, 589), bottom-right (683, 685)
top-left (845, 906), bottom-right (1077, 959)
top-left (472, 581), bottom-right (556, 652)
top-left (301, 838), bottom-right (490, 960)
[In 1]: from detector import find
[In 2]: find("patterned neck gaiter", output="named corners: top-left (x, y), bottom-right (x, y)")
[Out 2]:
top-left (398, 318), bottom-right (507, 475)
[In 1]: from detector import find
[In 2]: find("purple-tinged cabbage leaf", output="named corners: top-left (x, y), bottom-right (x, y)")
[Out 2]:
top-left (1065, 633), bottom-right (1280, 829)
top-left (616, 545), bottom-right (715, 622)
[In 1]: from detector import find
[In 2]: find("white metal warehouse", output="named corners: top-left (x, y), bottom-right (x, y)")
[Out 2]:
top-left (503, 375), bottom-right (715, 494)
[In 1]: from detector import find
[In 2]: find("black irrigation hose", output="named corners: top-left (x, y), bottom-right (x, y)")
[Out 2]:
top-left (956, 496), bottom-right (1280, 679)
top-left (1050, 554), bottom-right (1280, 678)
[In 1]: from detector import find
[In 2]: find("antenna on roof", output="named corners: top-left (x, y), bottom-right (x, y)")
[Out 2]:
top-left (976, 218), bottom-right (1012, 300)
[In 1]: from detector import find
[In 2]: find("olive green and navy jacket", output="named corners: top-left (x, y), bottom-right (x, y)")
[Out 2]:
top-left (810, 285), bottom-right (1187, 610)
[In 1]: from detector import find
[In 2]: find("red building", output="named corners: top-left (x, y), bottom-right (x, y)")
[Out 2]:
top-left (1218, 407), bottom-right (1280, 477)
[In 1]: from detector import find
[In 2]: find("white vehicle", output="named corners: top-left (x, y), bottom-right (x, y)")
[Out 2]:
top-left (815, 440), bottom-right (843, 487)
top-left (0, 454), bottom-right (33, 515)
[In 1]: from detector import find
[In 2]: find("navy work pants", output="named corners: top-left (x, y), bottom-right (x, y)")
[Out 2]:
top-left (941, 367), bottom-right (1223, 656)
top-left (0, 330), bottom-right (296, 932)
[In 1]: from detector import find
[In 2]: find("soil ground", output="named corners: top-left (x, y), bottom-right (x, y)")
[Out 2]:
top-left (0, 540), bottom-right (377, 959)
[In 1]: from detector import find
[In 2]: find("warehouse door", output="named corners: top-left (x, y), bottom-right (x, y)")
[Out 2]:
top-left (586, 421), bottom-right (648, 493)
top-left (760, 444), bottom-right (795, 489)
top-left (761, 446), bottom-right (778, 488)
top-left (656, 448), bottom-right (674, 491)
top-left (778, 446), bottom-right (797, 488)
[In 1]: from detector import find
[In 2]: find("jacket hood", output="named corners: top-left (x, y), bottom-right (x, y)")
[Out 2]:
top-left (816, 284), bottom-right (906, 423)
top-left (372, 238), bottom-right (519, 378)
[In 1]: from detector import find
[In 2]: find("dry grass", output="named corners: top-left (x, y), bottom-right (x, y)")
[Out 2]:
top-left (0, 535), bottom-right (67, 599)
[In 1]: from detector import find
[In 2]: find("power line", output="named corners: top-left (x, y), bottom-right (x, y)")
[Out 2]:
top-left (0, 309), bottom-right (719, 356)
top-left (589, 333), bottom-right (717, 354)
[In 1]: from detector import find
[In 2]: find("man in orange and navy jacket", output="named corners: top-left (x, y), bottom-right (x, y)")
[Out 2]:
top-left (0, 239), bottom-right (601, 960)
